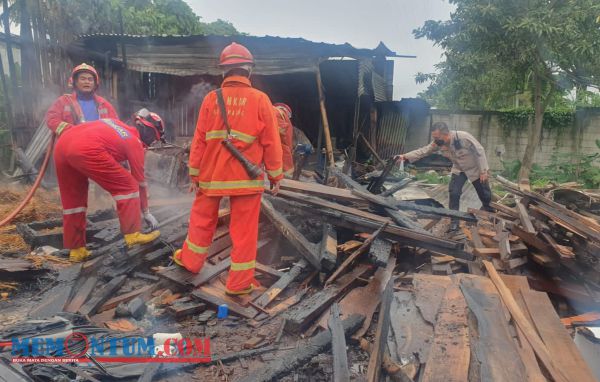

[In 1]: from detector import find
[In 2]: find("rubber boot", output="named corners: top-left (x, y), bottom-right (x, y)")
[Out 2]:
top-left (124, 230), bottom-right (160, 248)
top-left (172, 249), bottom-right (184, 267)
top-left (69, 247), bottom-right (91, 262)
top-left (225, 279), bottom-right (261, 296)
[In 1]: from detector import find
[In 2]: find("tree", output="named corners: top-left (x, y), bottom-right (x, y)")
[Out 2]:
top-left (414, 0), bottom-right (600, 184)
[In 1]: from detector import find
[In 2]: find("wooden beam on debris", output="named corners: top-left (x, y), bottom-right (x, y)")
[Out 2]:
top-left (329, 303), bottom-right (350, 382)
top-left (237, 314), bottom-right (365, 382)
top-left (64, 276), bottom-right (98, 313)
top-left (320, 224), bottom-right (338, 271)
top-left (366, 279), bottom-right (393, 382)
top-left (368, 238), bottom-right (392, 267)
top-left (482, 260), bottom-right (570, 382)
top-left (261, 198), bottom-right (321, 270)
top-left (79, 275), bottom-right (127, 317)
top-left (395, 201), bottom-right (477, 222)
top-left (270, 193), bottom-right (467, 257)
top-left (253, 259), bottom-right (308, 310)
top-left (326, 222), bottom-right (388, 286)
top-left (284, 264), bottom-right (370, 333)
top-left (421, 282), bottom-right (470, 382)
top-left (380, 178), bottom-right (413, 197)
top-left (29, 264), bottom-right (82, 319)
top-left (516, 200), bottom-right (536, 234)
top-left (192, 287), bottom-right (257, 319)
top-left (278, 179), bottom-right (365, 204)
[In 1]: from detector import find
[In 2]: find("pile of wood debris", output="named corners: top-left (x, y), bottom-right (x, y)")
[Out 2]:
top-left (0, 169), bottom-right (599, 381)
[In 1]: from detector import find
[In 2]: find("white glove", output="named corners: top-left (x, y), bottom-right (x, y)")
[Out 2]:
top-left (143, 212), bottom-right (159, 230)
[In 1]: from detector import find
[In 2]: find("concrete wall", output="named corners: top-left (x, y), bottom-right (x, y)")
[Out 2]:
top-left (403, 109), bottom-right (600, 171)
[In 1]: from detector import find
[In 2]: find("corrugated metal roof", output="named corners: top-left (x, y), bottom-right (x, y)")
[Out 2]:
top-left (376, 102), bottom-right (409, 160)
top-left (69, 34), bottom-right (400, 76)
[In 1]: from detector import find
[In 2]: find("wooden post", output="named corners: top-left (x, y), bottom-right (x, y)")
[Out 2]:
top-left (316, 64), bottom-right (334, 167)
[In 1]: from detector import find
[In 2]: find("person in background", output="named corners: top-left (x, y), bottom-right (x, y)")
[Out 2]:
top-left (46, 63), bottom-right (118, 136)
top-left (395, 121), bottom-right (492, 232)
top-left (273, 103), bottom-right (294, 176)
top-left (174, 42), bottom-right (283, 295)
top-left (54, 109), bottom-right (164, 262)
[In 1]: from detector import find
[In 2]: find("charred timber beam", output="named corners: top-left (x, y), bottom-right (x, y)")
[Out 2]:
top-left (237, 315), bottom-right (365, 382)
top-left (261, 198), bottom-right (321, 270)
top-left (395, 201), bottom-right (477, 222)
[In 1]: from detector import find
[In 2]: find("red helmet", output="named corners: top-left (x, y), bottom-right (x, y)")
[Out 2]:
top-left (71, 63), bottom-right (100, 89)
top-left (218, 42), bottom-right (254, 67)
top-left (274, 103), bottom-right (292, 118)
top-left (134, 108), bottom-right (165, 143)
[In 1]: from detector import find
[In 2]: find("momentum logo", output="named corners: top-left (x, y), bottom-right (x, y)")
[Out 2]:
top-left (3, 333), bottom-right (211, 364)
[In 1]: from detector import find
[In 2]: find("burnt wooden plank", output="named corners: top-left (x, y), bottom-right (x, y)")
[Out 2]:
top-left (79, 275), bottom-right (127, 316)
top-left (470, 226), bottom-right (484, 248)
top-left (395, 201), bottom-right (477, 222)
top-left (283, 264), bottom-right (370, 333)
top-left (254, 262), bottom-right (284, 279)
top-left (380, 178), bottom-right (413, 197)
top-left (269, 194), bottom-right (466, 256)
top-left (385, 208), bottom-right (429, 233)
top-left (192, 287), bottom-right (258, 319)
top-left (482, 260), bottom-right (570, 382)
top-left (421, 282), bottom-right (470, 382)
top-left (29, 264), bottom-right (82, 319)
top-left (279, 178), bottom-right (365, 204)
top-left (516, 201), bottom-right (536, 234)
top-left (98, 285), bottom-right (155, 313)
top-left (237, 315), bottom-right (365, 382)
top-left (521, 290), bottom-right (596, 382)
top-left (460, 275), bottom-right (528, 381)
top-left (329, 303), bottom-right (350, 382)
top-left (491, 202), bottom-right (519, 219)
top-left (368, 238), bottom-right (392, 267)
top-left (319, 223), bottom-right (337, 271)
top-left (64, 276), bottom-right (98, 313)
top-left (138, 364), bottom-right (161, 382)
top-left (510, 225), bottom-right (554, 254)
top-left (191, 259), bottom-right (232, 287)
top-left (366, 279), bottom-right (393, 382)
top-left (261, 198), bottom-right (321, 270)
top-left (167, 302), bottom-right (206, 319)
top-left (253, 259), bottom-right (307, 309)
top-left (325, 222), bottom-right (387, 286)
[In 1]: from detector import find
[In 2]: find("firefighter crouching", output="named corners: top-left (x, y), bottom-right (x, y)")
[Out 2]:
top-left (395, 121), bottom-right (492, 232)
top-left (46, 63), bottom-right (118, 135)
top-left (174, 42), bottom-right (283, 295)
top-left (54, 110), bottom-right (165, 262)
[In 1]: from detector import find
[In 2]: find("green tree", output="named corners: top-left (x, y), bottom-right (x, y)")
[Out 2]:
top-left (414, 0), bottom-right (600, 183)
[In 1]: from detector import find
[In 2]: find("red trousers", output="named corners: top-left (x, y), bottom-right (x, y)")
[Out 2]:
top-left (180, 192), bottom-right (261, 292)
top-left (54, 140), bottom-right (141, 249)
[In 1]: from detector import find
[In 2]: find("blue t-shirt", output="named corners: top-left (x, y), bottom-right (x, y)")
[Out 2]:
top-left (77, 98), bottom-right (99, 122)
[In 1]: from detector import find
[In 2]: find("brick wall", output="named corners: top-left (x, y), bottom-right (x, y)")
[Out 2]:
top-left (403, 109), bottom-right (600, 171)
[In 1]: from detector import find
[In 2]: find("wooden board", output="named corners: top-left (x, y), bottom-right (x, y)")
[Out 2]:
top-left (279, 178), bottom-right (365, 204)
top-left (366, 279), bottom-right (393, 382)
top-left (318, 257), bottom-right (395, 338)
top-left (79, 275), bottom-right (127, 316)
top-left (29, 264), bottom-right (82, 319)
top-left (516, 201), bottom-right (536, 234)
top-left (459, 275), bottom-right (528, 381)
top-left (192, 285), bottom-right (258, 319)
top-left (413, 274), bottom-right (451, 326)
top-left (261, 198), bottom-right (321, 270)
top-left (329, 303), bottom-right (350, 382)
top-left (388, 290), bottom-right (434, 362)
top-left (482, 260), bottom-right (569, 382)
top-left (319, 224), bottom-right (337, 271)
top-left (522, 290), bottom-right (596, 382)
top-left (253, 259), bottom-right (307, 309)
top-left (421, 283), bottom-right (470, 382)
top-left (283, 264), bottom-right (370, 333)
top-left (64, 276), bottom-right (98, 313)
top-left (98, 285), bottom-right (154, 313)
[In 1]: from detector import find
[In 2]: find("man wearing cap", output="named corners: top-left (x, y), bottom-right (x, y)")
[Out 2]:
top-left (46, 63), bottom-right (118, 136)
top-left (174, 42), bottom-right (283, 295)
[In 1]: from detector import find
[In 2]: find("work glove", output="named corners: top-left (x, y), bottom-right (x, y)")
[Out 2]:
top-left (143, 212), bottom-right (159, 230)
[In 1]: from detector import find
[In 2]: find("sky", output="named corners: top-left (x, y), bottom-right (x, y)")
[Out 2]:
top-left (186, 0), bottom-right (454, 100)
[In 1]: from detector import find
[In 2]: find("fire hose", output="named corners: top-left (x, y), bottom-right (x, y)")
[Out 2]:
top-left (0, 135), bottom-right (56, 227)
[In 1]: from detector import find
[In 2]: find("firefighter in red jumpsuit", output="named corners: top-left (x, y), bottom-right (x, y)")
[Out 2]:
top-left (273, 103), bottom-right (295, 176)
top-left (46, 63), bottom-right (118, 135)
top-left (174, 42), bottom-right (283, 295)
top-left (54, 109), bottom-right (165, 261)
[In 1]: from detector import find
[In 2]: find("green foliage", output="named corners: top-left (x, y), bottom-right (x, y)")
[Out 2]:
top-left (501, 153), bottom-right (600, 189)
top-left (498, 107), bottom-right (575, 139)
top-left (23, 0), bottom-right (240, 41)
top-left (414, 0), bottom-right (600, 110)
